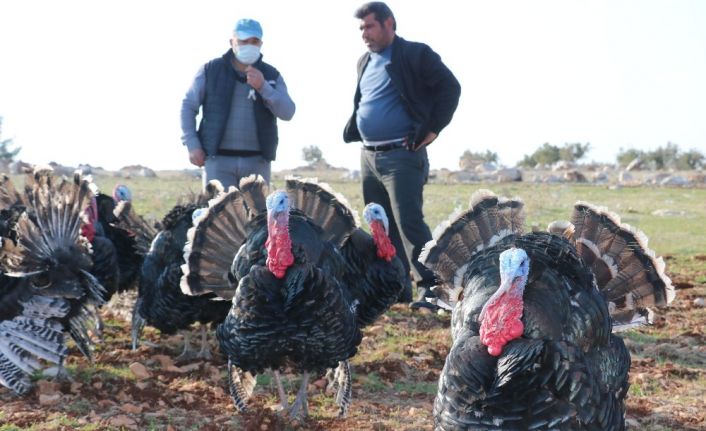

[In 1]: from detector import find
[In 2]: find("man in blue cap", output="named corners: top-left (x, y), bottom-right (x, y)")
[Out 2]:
top-left (181, 18), bottom-right (295, 188)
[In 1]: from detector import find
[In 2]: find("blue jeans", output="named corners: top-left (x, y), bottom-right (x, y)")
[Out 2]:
top-left (360, 146), bottom-right (435, 286)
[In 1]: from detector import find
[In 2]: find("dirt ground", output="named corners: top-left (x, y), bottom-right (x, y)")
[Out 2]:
top-left (1, 255), bottom-right (704, 431)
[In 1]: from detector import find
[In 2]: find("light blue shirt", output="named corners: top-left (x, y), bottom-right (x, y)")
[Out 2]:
top-left (355, 46), bottom-right (415, 142)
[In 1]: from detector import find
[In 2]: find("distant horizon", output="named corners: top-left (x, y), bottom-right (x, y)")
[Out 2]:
top-left (5, 142), bottom-right (701, 173)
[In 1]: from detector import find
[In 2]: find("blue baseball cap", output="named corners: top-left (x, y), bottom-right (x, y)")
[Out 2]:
top-left (234, 18), bottom-right (263, 40)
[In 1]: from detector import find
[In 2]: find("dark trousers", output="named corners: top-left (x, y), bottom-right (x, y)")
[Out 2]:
top-left (360, 147), bottom-right (436, 287)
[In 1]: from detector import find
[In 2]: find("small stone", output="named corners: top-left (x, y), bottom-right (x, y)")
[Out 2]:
top-left (129, 362), bottom-right (151, 380)
top-left (178, 362), bottom-right (203, 373)
top-left (108, 414), bottom-right (138, 430)
top-left (367, 325), bottom-right (385, 336)
top-left (694, 298), bottom-right (705, 307)
top-left (312, 378), bottom-right (328, 389)
top-left (39, 393), bottom-right (61, 406)
top-left (152, 354), bottom-right (175, 369)
top-left (625, 418), bottom-right (640, 428)
top-left (37, 380), bottom-right (60, 395)
top-left (121, 403), bottom-right (143, 414)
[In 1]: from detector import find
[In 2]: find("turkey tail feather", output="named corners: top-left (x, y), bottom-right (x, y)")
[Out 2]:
top-left (113, 200), bottom-right (159, 256)
top-left (0, 295), bottom-right (70, 395)
top-left (570, 201), bottom-right (674, 326)
top-left (420, 189), bottom-right (524, 306)
top-left (0, 175), bottom-right (25, 209)
top-left (1, 171), bottom-right (93, 276)
top-left (227, 359), bottom-right (256, 412)
top-left (181, 189), bottom-right (250, 298)
top-left (285, 177), bottom-right (359, 246)
top-left (238, 174), bottom-right (269, 216)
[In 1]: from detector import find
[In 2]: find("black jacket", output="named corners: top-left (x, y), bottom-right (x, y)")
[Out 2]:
top-left (343, 36), bottom-right (461, 146)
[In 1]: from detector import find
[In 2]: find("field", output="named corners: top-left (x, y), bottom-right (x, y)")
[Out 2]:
top-left (1, 172), bottom-right (705, 430)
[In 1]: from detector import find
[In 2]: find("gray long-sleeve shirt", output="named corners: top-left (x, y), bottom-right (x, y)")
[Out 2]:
top-left (180, 64), bottom-right (296, 152)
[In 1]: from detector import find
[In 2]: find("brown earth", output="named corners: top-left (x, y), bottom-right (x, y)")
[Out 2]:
top-left (1, 255), bottom-right (704, 431)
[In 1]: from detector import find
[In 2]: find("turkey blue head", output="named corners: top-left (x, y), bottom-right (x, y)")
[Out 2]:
top-left (363, 203), bottom-right (396, 262)
top-left (112, 184), bottom-right (132, 202)
top-left (265, 190), bottom-right (294, 279)
top-left (478, 247), bottom-right (529, 356)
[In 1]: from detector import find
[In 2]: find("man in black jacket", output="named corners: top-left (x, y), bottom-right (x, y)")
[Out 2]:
top-left (344, 2), bottom-right (461, 309)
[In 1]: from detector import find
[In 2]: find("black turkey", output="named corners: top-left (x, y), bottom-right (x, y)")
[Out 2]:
top-left (420, 190), bottom-right (674, 431)
top-left (111, 184), bottom-right (159, 258)
top-left (131, 182), bottom-right (230, 360)
top-left (340, 202), bottom-right (411, 328)
top-left (0, 170), bottom-right (105, 394)
top-left (94, 190), bottom-right (143, 294)
top-left (182, 175), bottom-right (404, 418)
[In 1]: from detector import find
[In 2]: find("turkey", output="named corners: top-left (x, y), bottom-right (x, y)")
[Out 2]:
top-left (181, 175), bottom-right (405, 418)
top-left (0, 170), bottom-right (105, 394)
top-left (94, 189), bottom-right (144, 294)
top-left (111, 184), bottom-right (159, 258)
top-left (420, 190), bottom-right (674, 431)
top-left (78, 182), bottom-right (153, 340)
top-left (131, 181), bottom-right (230, 360)
top-left (340, 202), bottom-right (411, 328)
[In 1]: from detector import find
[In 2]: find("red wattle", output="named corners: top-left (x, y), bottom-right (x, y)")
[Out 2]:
top-left (81, 223), bottom-right (96, 243)
top-left (370, 220), bottom-right (396, 262)
top-left (479, 292), bottom-right (524, 357)
top-left (266, 218), bottom-right (294, 279)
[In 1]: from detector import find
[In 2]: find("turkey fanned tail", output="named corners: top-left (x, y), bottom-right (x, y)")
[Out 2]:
top-left (568, 201), bottom-right (674, 328)
top-left (181, 188), bottom-right (251, 299)
top-left (419, 189), bottom-right (525, 308)
top-left (285, 176), bottom-right (359, 246)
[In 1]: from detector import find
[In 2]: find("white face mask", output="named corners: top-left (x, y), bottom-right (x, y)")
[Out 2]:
top-left (235, 45), bottom-right (261, 65)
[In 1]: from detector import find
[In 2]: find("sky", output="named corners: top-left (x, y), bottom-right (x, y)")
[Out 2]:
top-left (1, 0), bottom-right (705, 172)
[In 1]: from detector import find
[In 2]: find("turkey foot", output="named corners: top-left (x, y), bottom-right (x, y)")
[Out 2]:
top-left (195, 325), bottom-right (212, 360)
top-left (287, 371), bottom-right (310, 419)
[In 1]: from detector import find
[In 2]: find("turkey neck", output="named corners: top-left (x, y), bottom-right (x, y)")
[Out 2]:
top-left (265, 210), bottom-right (295, 279)
top-left (479, 275), bottom-right (527, 357)
top-left (370, 220), bottom-right (395, 262)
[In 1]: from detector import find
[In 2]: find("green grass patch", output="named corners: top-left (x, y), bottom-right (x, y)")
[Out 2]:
top-left (629, 376), bottom-right (665, 397)
top-left (357, 372), bottom-right (388, 392)
top-left (63, 362), bottom-right (136, 384)
top-left (623, 331), bottom-right (662, 345)
top-left (256, 373), bottom-right (272, 386)
top-left (0, 414), bottom-right (102, 431)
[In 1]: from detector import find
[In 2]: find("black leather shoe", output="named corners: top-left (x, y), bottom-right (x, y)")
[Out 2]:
top-left (409, 286), bottom-right (440, 311)
top-left (409, 298), bottom-right (440, 311)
